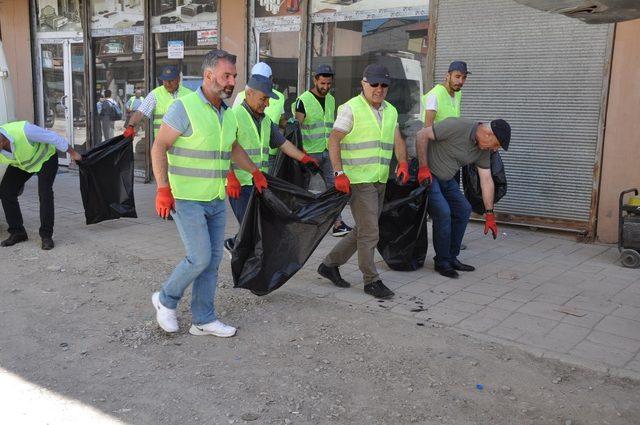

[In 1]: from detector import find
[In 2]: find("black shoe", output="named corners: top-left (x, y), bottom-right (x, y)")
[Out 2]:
top-left (317, 263), bottom-right (350, 288)
top-left (364, 280), bottom-right (394, 299)
top-left (434, 266), bottom-right (459, 279)
top-left (331, 222), bottom-right (353, 237)
top-left (41, 237), bottom-right (55, 250)
top-left (223, 238), bottom-right (235, 257)
top-left (460, 243), bottom-right (467, 251)
top-left (451, 259), bottom-right (475, 272)
top-left (1, 233), bottom-right (28, 247)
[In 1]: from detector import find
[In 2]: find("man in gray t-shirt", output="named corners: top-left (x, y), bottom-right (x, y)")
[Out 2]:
top-left (415, 117), bottom-right (511, 279)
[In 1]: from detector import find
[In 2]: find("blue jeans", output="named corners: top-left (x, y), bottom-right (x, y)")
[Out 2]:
top-left (427, 176), bottom-right (472, 269)
top-left (228, 185), bottom-right (254, 225)
top-left (159, 199), bottom-right (226, 325)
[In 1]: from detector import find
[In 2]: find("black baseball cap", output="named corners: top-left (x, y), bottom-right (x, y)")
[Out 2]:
top-left (159, 65), bottom-right (180, 81)
top-left (490, 119), bottom-right (511, 151)
top-left (315, 64), bottom-right (334, 76)
top-left (247, 74), bottom-right (278, 99)
top-left (448, 61), bottom-right (471, 75)
top-left (363, 64), bottom-right (391, 85)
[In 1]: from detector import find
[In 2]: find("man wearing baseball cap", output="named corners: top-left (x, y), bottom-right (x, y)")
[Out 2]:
top-left (224, 75), bottom-right (320, 253)
top-left (233, 62), bottom-right (286, 129)
top-left (123, 64), bottom-right (193, 140)
top-left (422, 61), bottom-right (470, 127)
top-left (317, 64), bottom-right (409, 300)
top-left (294, 64), bottom-right (353, 237)
top-left (415, 117), bottom-right (511, 279)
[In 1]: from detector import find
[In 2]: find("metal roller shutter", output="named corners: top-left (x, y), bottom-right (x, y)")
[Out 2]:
top-left (433, 0), bottom-right (612, 228)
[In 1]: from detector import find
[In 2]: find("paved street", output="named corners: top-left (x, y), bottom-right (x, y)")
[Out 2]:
top-left (6, 170), bottom-right (640, 380)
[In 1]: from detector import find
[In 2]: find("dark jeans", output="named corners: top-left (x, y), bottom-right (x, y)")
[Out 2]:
top-left (0, 154), bottom-right (58, 238)
top-left (228, 185), bottom-right (254, 225)
top-left (427, 176), bottom-right (472, 269)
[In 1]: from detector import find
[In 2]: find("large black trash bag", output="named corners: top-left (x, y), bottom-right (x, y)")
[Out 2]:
top-left (377, 159), bottom-right (429, 271)
top-left (269, 119), bottom-right (316, 188)
top-left (462, 151), bottom-right (508, 215)
top-left (232, 175), bottom-right (350, 296)
top-left (79, 135), bottom-right (137, 225)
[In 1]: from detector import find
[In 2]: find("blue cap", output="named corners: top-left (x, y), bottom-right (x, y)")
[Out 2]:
top-left (159, 65), bottom-right (180, 81)
top-left (363, 63), bottom-right (391, 85)
top-left (315, 64), bottom-right (334, 76)
top-left (448, 61), bottom-right (471, 75)
top-left (247, 74), bottom-right (278, 99)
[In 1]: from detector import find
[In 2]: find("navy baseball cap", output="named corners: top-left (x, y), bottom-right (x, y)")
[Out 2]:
top-left (363, 64), bottom-right (391, 85)
top-left (159, 65), bottom-right (180, 81)
top-left (490, 119), bottom-right (511, 151)
top-left (315, 64), bottom-right (334, 76)
top-left (247, 74), bottom-right (278, 99)
top-left (448, 61), bottom-right (470, 75)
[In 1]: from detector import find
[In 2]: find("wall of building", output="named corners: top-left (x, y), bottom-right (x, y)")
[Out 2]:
top-left (219, 0), bottom-right (246, 104)
top-left (597, 20), bottom-right (640, 243)
top-left (0, 0), bottom-right (35, 121)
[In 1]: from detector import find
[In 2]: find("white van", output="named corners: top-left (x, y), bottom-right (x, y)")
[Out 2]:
top-left (0, 40), bottom-right (17, 180)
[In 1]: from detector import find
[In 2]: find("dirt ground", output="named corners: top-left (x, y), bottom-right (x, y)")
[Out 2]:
top-left (1, 237), bottom-right (639, 425)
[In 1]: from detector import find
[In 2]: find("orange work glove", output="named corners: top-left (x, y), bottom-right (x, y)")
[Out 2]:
top-left (417, 165), bottom-right (433, 186)
top-left (251, 169), bottom-right (268, 194)
top-left (226, 170), bottom-right (241, 199)
top-left (396, 161), bottom-right (409, 185)
top-left (155, 186), bottom-right (175, 219)
top-left (334, 173), bottom-right (351, 195)
top-left (123, 126), bottom-right (136, 139)
top-left (300, 154), bottom-right (320, 171)
top-left (484, 212), bottom-right (498, 240)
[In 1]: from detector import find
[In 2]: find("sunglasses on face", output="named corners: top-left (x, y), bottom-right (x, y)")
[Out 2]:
top-left (368, 82), bottom-right (389, 88)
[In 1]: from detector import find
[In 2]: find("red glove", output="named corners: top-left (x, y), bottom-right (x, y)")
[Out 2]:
top-left (226, 170), bottom-right (241, 199)
top-left (484, 213), bottom-right (498, 240)
top-left (396, 161), bottom-right (409, 185)
top-left (335, 173), bottom-right (350, 195)
top-left (300, 154), bottom-right (320, 171)
top-left (251, 169), bottom-right (268, 194)
top-left (155, 186), bottom-right (175, 219)
top-left (123, 126), bottom-right (136, 139)
top-left (418, 166), bottom-right (433, 186)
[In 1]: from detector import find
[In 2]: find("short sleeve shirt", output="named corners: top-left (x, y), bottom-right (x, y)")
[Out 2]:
top-left (428, 117), bottom-right (491, 181)
top-left (333, 95), bottom-right (398, 134)
top-left (163, 87), bottom-right (226, 137)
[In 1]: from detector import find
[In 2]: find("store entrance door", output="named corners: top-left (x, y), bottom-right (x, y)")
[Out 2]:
top-left (38, 39), bottom-right (87, 165)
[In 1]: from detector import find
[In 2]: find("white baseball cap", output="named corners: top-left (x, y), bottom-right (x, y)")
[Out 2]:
top-left (251, 62), bottom-right (272, 78)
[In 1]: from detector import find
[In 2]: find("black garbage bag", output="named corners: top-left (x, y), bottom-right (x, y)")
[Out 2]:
top-left (462, 151), bottom-right (508, 215)
top-left (79, 135), bottom-right (137, 225)
top-left (232, 175), bottom-right (350, 296)
top-left (269, 119), bottom-right (317, 188)
top-left (377, 159), bottom-right (429, 271)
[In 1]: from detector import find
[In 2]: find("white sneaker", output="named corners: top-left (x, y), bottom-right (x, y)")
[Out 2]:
top-left (151, 292), bottom-right (179, 333)
top-left (189, 320), bottom-right (237, 337)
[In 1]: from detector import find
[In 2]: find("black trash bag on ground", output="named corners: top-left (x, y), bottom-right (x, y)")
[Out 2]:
top-left (462, 151), bottom-right (508, 215)
top-left (79, 135), bottom-right (137, 225)
top-left (232, 175), bottom-right (350, 296)
top-left (269, 119), bottom-right (317, 188)
top-left (377, 159), bottom-right (429, 271)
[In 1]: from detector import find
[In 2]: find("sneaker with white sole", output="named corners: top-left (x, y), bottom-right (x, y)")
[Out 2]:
top-left (331, 221), bottom-right (353, 237)
top-left (189, 320), bottom-right (237, 337)
top-left (151, 292), bottom-right (179, 333)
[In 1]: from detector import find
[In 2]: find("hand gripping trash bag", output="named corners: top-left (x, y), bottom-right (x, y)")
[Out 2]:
top-left (232, 175), bottom-right (350, 295)
top-left (377, 160), bottom-right (429, 271)
top-left (79, 135), bottom-right (137, 225)
top-left (462, 151), bottom-right (508, 215)
top-left (269, 119), bottom-right (317, 188)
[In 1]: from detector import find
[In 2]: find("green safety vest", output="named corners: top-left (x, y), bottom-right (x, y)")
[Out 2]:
top-left (294, 91), bottom-right (335, 154)
top-left (340, 95), bottom-right (397, 184)
top-left (0, 121), bottom-right (56, 173)
top-left (232, 104), bottom-right (271, 186)
top-left (421, 84), bottom-right (461, 123)
top-left (235, 88), bottom-right (285, 125)
top-left (128, 96), bottom-right (144, 109)
top-left (152, 85), bottom-right (193, 136)
top-left (166, 92), bottom-right (237, 202)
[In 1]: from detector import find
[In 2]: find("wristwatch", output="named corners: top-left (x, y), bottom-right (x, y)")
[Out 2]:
top-left (334, 170), bottom-right (345, 177)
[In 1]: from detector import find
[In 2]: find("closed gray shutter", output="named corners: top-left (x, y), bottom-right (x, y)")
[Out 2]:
top-left (434, 0), bottom-right (612, 226)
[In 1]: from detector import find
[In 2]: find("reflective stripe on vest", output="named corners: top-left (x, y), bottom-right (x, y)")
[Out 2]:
top-left (166, 92), bottom-right (237, 201)
top-left (422, 84), bottom-right (461, 123)
top-left (152, 85), bottom-right (193, 135)
top-left (0, 121), bottom-right (56, 173)
top-left (340, 95), bottom-right (398, 184)
top-left (296, 91), bottom-right (335, 154)
top-left (232, 103), bottom-right (271, 186)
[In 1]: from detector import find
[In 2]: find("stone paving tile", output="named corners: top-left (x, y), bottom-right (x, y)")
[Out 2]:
top-left (433, 299), bottom-right (484, 314)
top-left (612, 305), bottom-right (640, 321)
top-left (564, 294), bottom-right (620, 315)
top-left (586, 330), bottom-right (640, 354)
top-left (497, 312), bottom-right (559, 337)
top-left (487, 298), bottom-right (525, 312)
top-left (569, 340), bottom-right (636, 367)
top-left (560, 310), bottom-right (606, 329)
top-left (456, 307), bottom-right (513, 333)
top-left (447, 291), bottom-right (496, 306)
top-left (415, 306), bottom-right (470, 326)
top-left (594, 316), bottom-right (640, 341)
top-left (502, 289), bottom-right (539, 303)
top-left (520, 323), bottom-right (591, 353)
top-left (516, 301), bottom-right (568, 321)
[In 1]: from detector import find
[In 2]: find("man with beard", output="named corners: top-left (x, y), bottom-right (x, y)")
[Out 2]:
top-left (295, 64), bottom-right (352, 237)
top-left (150, 50), bottom-right (267, 337)
top-left (422, 61), bottom-right (469, 127)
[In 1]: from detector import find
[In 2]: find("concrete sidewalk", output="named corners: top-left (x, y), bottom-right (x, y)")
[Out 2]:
top-left (5, 171), bottom-right (640, 379)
